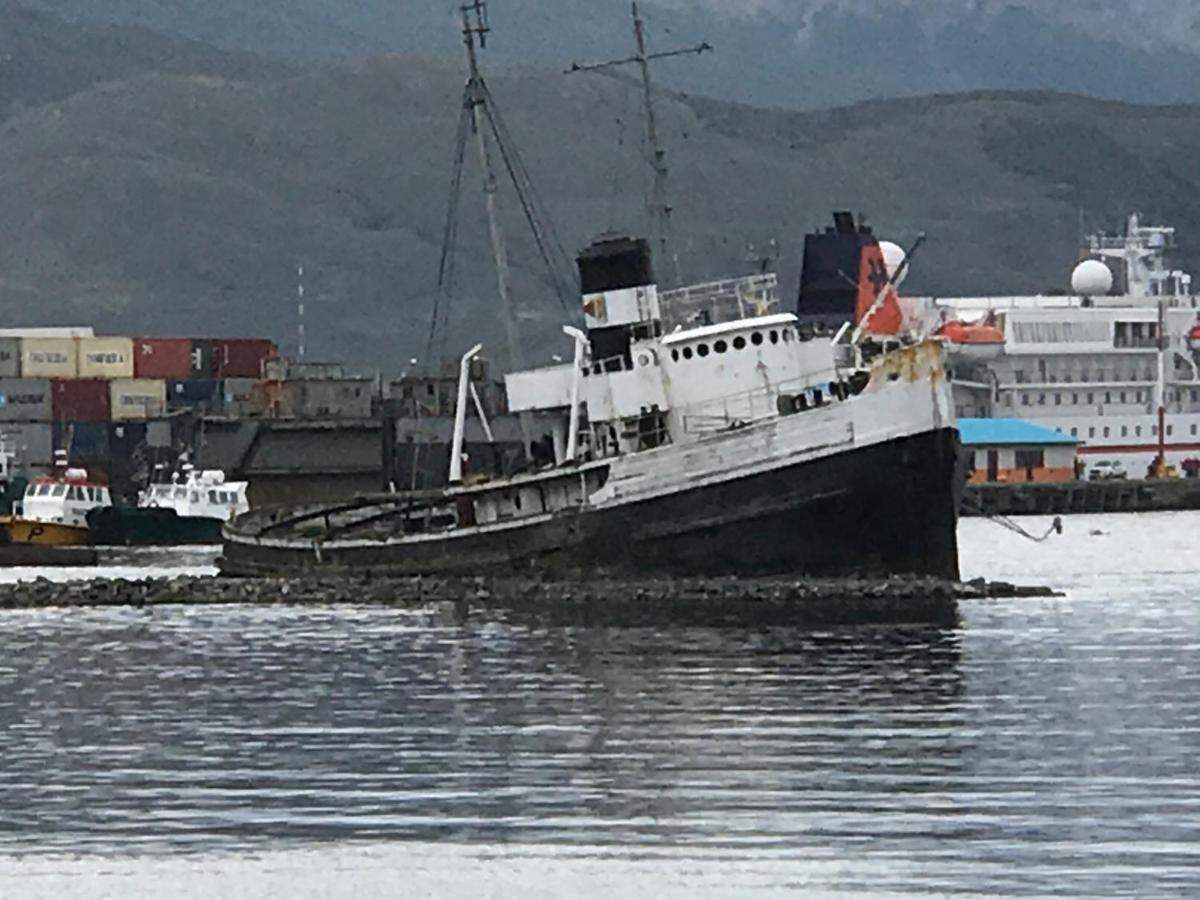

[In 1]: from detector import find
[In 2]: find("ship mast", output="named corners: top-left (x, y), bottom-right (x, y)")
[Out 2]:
top-left (569, 3), bottom-right (711, 286)
top-left (461, 1), bottom-right (523, 377)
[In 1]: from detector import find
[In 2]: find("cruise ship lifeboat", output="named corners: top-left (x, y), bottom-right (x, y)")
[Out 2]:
top-left (1187, 322), bottom-right (1200, 353)
top-left (934, 319), bottom-right (1005, 359)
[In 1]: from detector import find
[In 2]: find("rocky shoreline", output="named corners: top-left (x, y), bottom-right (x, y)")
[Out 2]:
top-left (0, 575), bottom-right (1057, 626)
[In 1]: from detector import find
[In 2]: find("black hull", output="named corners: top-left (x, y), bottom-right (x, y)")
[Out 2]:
top-left (221, 428), bottom-right (961, 580)
top-left (89, 507), bottom-right (223, 547)
top-left (223, 434), bottom-right (955, 580)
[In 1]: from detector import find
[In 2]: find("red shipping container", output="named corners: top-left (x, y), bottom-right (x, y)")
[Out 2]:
top-left (133, 337), bottom-right (194, 379)
top-left (212, 338), bottom-right (276, 378)
top-left (51, 378), bottom-right (111, 423)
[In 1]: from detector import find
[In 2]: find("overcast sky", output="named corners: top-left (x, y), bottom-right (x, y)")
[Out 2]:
top-left (654, 0), bottom-right (1200, 52)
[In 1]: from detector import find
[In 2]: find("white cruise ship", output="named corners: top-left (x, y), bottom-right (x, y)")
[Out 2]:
top-left (922, 214), bottom-right (1200, 478)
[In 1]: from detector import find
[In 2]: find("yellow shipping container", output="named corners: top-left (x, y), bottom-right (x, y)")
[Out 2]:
top-left (20, 337), bottom-right (78, 378)
top-left (109, 378), bottom-right (167, 421)
top-left (78, 336), bottom-right (134, 379)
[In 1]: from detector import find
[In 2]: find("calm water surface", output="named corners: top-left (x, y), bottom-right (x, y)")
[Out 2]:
top-left (0, 514), bottom-right (1197, 898)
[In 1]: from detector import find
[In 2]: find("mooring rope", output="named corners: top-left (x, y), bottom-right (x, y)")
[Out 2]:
top-left (961, 496), bottom-right (1063, 543)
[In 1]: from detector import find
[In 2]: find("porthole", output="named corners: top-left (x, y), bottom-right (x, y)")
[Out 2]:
top-left (698, 343), bottom-right (710, 358)
top-left (769, 330), bottom-right (779, 344)
top-left (733, 336), bottom-right (746, 350)
top-left (638, 353), bottom-right (651, 367)
top-left (671, 349), bottom-right (679, 362)
top-left (751, 332), bottom-right (764, 346)
top-left (682, 347), bottom-right (693, 360)
top-left (714, 340), bottom-right (728, 354)
top-left (782, 329), bottom-right (793, 343)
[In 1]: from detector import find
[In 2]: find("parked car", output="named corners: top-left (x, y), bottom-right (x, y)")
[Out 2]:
top-left (1088, 460), bottom-right (1127, 480)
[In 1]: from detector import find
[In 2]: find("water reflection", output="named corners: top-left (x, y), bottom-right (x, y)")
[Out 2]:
top-left (0, 606), bottom-right (962, 854)
top-left (1, 590), bottom-right (1197, 898)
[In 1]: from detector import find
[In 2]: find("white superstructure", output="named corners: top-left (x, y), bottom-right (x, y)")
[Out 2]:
top-left (923, 214), bottom-right (1200, 477)
top-left (20, 469), bottom-right (112, 528)
top-left (140, 468), bottom-right (250, 521)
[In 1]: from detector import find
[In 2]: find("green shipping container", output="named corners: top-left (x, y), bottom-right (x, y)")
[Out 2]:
top-left (190, 339), bottom-right (214, 378)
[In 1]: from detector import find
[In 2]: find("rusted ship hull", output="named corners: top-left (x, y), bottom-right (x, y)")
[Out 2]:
top-left (220, 426), bottom-right (960, 580)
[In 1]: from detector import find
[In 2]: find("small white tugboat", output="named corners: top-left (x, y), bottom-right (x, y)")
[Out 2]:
top-left (221, 234), bottom-right (961, 579)
top-left (89, 465), bottom-right (249, 546)
top-left (3, 457), bottom-right (112, 547)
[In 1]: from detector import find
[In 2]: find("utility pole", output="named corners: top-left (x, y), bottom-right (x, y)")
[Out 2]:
top-left (569, 2), bottom-right (711, 287)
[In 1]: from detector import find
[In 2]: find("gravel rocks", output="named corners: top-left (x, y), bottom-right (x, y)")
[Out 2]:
top-left (0, 575), bottom-right (1057, 626)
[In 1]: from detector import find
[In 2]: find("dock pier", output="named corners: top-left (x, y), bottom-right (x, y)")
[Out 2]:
top-left (964, 479), bottom-right (1200, 517)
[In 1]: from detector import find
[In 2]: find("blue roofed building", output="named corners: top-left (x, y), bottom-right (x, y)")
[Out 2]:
top-left (959, 418), bottom-right (1081, 483)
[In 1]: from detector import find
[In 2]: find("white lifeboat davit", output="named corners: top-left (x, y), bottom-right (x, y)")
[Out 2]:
top-left (934, 319), bottom-right (1005, 359)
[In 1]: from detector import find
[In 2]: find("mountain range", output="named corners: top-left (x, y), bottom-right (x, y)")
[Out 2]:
top-left (15, 0), bottom-right (1200, 109)
top-left (2, 2), bottom-right (1200, 370)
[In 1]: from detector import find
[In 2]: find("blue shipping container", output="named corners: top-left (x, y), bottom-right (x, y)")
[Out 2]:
top-left (52, 420), bottom-right (110, 464)
top-left (168, 379), bottom-right (221, 408)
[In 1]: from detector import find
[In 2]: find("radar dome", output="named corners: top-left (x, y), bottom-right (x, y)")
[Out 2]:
top-left (1071, 259), bottom-right (1113, 296)
top-left (879, 241), bottom-right (908, 287)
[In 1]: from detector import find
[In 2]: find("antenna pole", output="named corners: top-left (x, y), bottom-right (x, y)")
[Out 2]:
top-left (568, 4), bottom-right (711, 287)
top-left (297, 264), bottom-right (306, 360)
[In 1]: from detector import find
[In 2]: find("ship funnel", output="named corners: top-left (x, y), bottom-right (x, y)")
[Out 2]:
top-left (797, 213), bottom-right (902, 335)
top-left (576, 235), bottom-right (660, 370)
top-left (578, 236), bottom-right (655, 294)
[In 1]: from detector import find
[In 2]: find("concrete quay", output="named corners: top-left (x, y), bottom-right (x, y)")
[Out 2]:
top-left (964, 478), bottom-right (1200, 517)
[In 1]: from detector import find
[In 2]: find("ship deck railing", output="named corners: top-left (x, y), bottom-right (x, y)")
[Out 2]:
top-left (233, 489), bottom-right (456, 540)
top-left (674, 365), bottom-right (859, 435)
top-left (660, 273), bottom-right (780, 331)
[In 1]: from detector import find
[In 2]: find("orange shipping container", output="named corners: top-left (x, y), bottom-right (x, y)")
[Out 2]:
top-left (21, 337), bottom-right (78, 378)
top-left (109, 378), bottom-right (167, 421)
top-left (78, 336), bottom-right (134, 379)
top-left (133, 337), bottom-right (194, 379)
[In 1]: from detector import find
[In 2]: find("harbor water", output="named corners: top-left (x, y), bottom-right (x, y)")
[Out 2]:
top-left (0, 513), bottom-right (1197, 898)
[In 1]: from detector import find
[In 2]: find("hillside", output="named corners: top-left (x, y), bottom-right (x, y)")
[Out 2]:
top-left (0, 1), bottom-right (287, 117)
top-left (17, 0), bottom-right (1200, 110)
top-left (3, 8), bottom-right (1200, 370)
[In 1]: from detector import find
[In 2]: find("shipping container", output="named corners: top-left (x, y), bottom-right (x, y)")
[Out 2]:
top-left (0, 378), bottom-right (52, 422)
top-left (167, 378), bottom-right (220, 409)
top-left (52, 378), bottom-right (110, 423)
top-left (213, 338), bottom-right (275, 378)
top-left (262, 358), bottom-right (346, 381)
top-left (190, 339), bottom-right (214, 378)
top-left (21, 337), bottom-right (78, 378)
top-left (133, 337), bottom-right (194, 379)
top-left (110, 378), bottom-right (167, 421)
top-left (0, 421), bottom-right (54, 469)
top-left (78, 336), bottom-right (135, 379)
top-left (0, 338), bottom-right (20, 377)
top-left (0, 326), bottom-right (94, 338)
top-left (54, 420), bottom-right (110, 464)
top-left (109, 421), bottom-right (148, 455)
